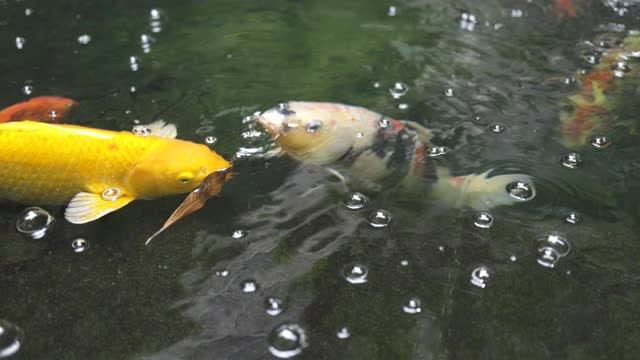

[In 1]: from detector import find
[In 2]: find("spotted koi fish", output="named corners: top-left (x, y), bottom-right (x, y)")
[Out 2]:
top-left (257, 101), bottom-right (535, 210)
top-left (560, 31), bottom-right (640, 148)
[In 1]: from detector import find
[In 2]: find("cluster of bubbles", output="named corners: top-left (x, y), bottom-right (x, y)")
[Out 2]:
top-left (77, 34), bottom-right (91, 45)
top-left (16, 207), bottom-right (54, 239)
top-left (460, 12), bottom-right (478, 31)
top-left (15, 37), bottom-right (25, 50)
top-left (129, 56), bottom-right (140, 72)
top-left (427, 146), bottom-right (448, 158)
top-left (536, 233), bottom-right (571, 268)
top-left (149, 9), bottom-right (163, 33)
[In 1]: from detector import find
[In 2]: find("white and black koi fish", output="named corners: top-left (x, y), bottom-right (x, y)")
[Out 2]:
top-left (257, 101), bottom-right (535, 210)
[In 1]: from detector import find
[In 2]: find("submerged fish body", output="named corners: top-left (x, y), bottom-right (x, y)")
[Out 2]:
top-left (258, 101), bottom-right (533, 210)
top-left (0, 121), bottom-right (231, 223)
top-left (560, 31), bottom-right (640, 148)
top-left (0, 96), bottom-right (78, 123)
top-left (259, 101), bottom-right (432, 193)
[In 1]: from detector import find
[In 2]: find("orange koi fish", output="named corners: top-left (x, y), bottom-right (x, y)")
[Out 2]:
top-left (560, 31), bottom-right (640, 148)
top-left (0, 96), bottom-right (78, 123)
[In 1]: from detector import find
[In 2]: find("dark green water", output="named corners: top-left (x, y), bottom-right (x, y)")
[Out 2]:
top-left (1, 0), bottom-right (640, 359)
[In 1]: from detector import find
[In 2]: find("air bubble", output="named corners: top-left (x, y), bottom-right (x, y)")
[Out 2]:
top-left (336, 327), bottom-right (351, 339)
top-left (610, 61), bottom-right (630, 78)
top-left (537, 247), bottom-right (561, 268)
top-left (472, 212), bottom-right (494, 229)
top-left (48, 110), bottom-right (58, 120)
top-left (0, 320), bottom-right (23, 358)
top-left (537, 233), bottom-right (571, 257)
top-left (444, 88), bottom-right (454, 97)
top-left (268, 323), bottom-right (308, 359)
top-left (240, 279), bottom-right (259, 293)
top-left (427, 146), bottom-right (448, 158)
top-left (265, 297), bottom-right (285, 316)
top-left (561, 152), bottom-right (582, 169)
top-left (591, 136), bottom-right (611, 149)
top-left (132, 125), bottom-right (151, 136)
top-left (15, 37), bottom-right (25, 50)
top-left (342, 263), bottom-right (368, 284)
top-left (205, 136), bottom-right (217, 145)
top-left (565, 212), bottom-right (580, 224)
top-left (470, 266), bottom-right (492, 288)
top-left (129, 56), bottom-right (140, 71)
top-left (489, 124), bottom-right (505, 133)
top-left (232, 229), bottom-right (248, 239)
top-left (77, 34), bottom-right (91, 45)
top-left (101, 188), bottom-right (121, 201)
top-left (367, 209), bottom-right (392, 228)
top-left (389, 82), bottom-right (409, 99)
top-left (16, 207), bottom-right (54, 239)
top-left (71, 238), bottom-right (89, 253)
top-left (506, 180), bottom-right (535, 201)
top-left (378, 117), bottom-right (392, 128)
top-left (343, 192), bottom-right (368, 210)
top-left (402, 297), bottom-right (422, 314)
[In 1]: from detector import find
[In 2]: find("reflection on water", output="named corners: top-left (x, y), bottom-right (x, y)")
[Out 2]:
top-left (1, 0), bottom-right (640, 359)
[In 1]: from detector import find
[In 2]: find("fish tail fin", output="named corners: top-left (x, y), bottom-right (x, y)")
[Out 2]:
top-left (432, 168), bottom-right (535, 210)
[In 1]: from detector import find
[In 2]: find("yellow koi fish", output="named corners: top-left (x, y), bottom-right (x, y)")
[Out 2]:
top-left (0, 120), bottom-right (231, 224)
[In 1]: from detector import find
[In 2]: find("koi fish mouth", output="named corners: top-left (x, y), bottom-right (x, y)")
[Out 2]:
top-left (257, 102), bottom-right (296, 136)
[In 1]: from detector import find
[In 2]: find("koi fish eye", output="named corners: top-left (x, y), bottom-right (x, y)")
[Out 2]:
top-left (305, 119), bottom-right (323, 133)
top-left (177, 172), bottom-right (195, 183)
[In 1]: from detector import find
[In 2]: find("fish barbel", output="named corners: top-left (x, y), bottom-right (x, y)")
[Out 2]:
top-left (0, 120), bottom-right (231, 223)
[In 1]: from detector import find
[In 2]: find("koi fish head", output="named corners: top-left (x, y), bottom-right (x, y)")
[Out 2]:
top-left (127, 139), bottom-right (231, 198)
top-left (257, 101), bottom-right (380, 164)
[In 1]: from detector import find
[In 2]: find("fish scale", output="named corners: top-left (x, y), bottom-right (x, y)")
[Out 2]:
top-left (0, 121), bottom-right (159, 205)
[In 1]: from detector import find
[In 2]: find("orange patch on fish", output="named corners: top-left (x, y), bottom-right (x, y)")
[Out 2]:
top-left (554, 0), bottom-right (577, 18)
top-left (0, 96), bottom-right (78, 123)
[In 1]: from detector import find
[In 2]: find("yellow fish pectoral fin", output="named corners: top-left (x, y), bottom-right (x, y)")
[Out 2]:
top-left (64, 192), bottom-right (135, 224)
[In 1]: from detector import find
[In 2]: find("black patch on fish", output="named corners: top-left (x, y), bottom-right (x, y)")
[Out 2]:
top-left (332, 123), bottom-right (437, 192)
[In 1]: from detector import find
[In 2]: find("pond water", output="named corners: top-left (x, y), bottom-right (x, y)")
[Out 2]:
top-left (1, 0), bottom-right (640, 359)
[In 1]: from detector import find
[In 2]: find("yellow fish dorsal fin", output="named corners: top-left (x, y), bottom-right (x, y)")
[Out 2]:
top-left (143, 120), bottom-right (177, 138)
top-left (65, 191), bottom-right (135, 224)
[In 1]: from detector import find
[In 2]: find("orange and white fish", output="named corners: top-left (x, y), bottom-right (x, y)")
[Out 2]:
top-left (560, 31), bottom-right (640, 148)
top-left (0, 120), bottom-right (231, 224)
top-left (0, 96), bottom-right (78, 123)
top-left (257, 101), bottom-right (535, 210)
